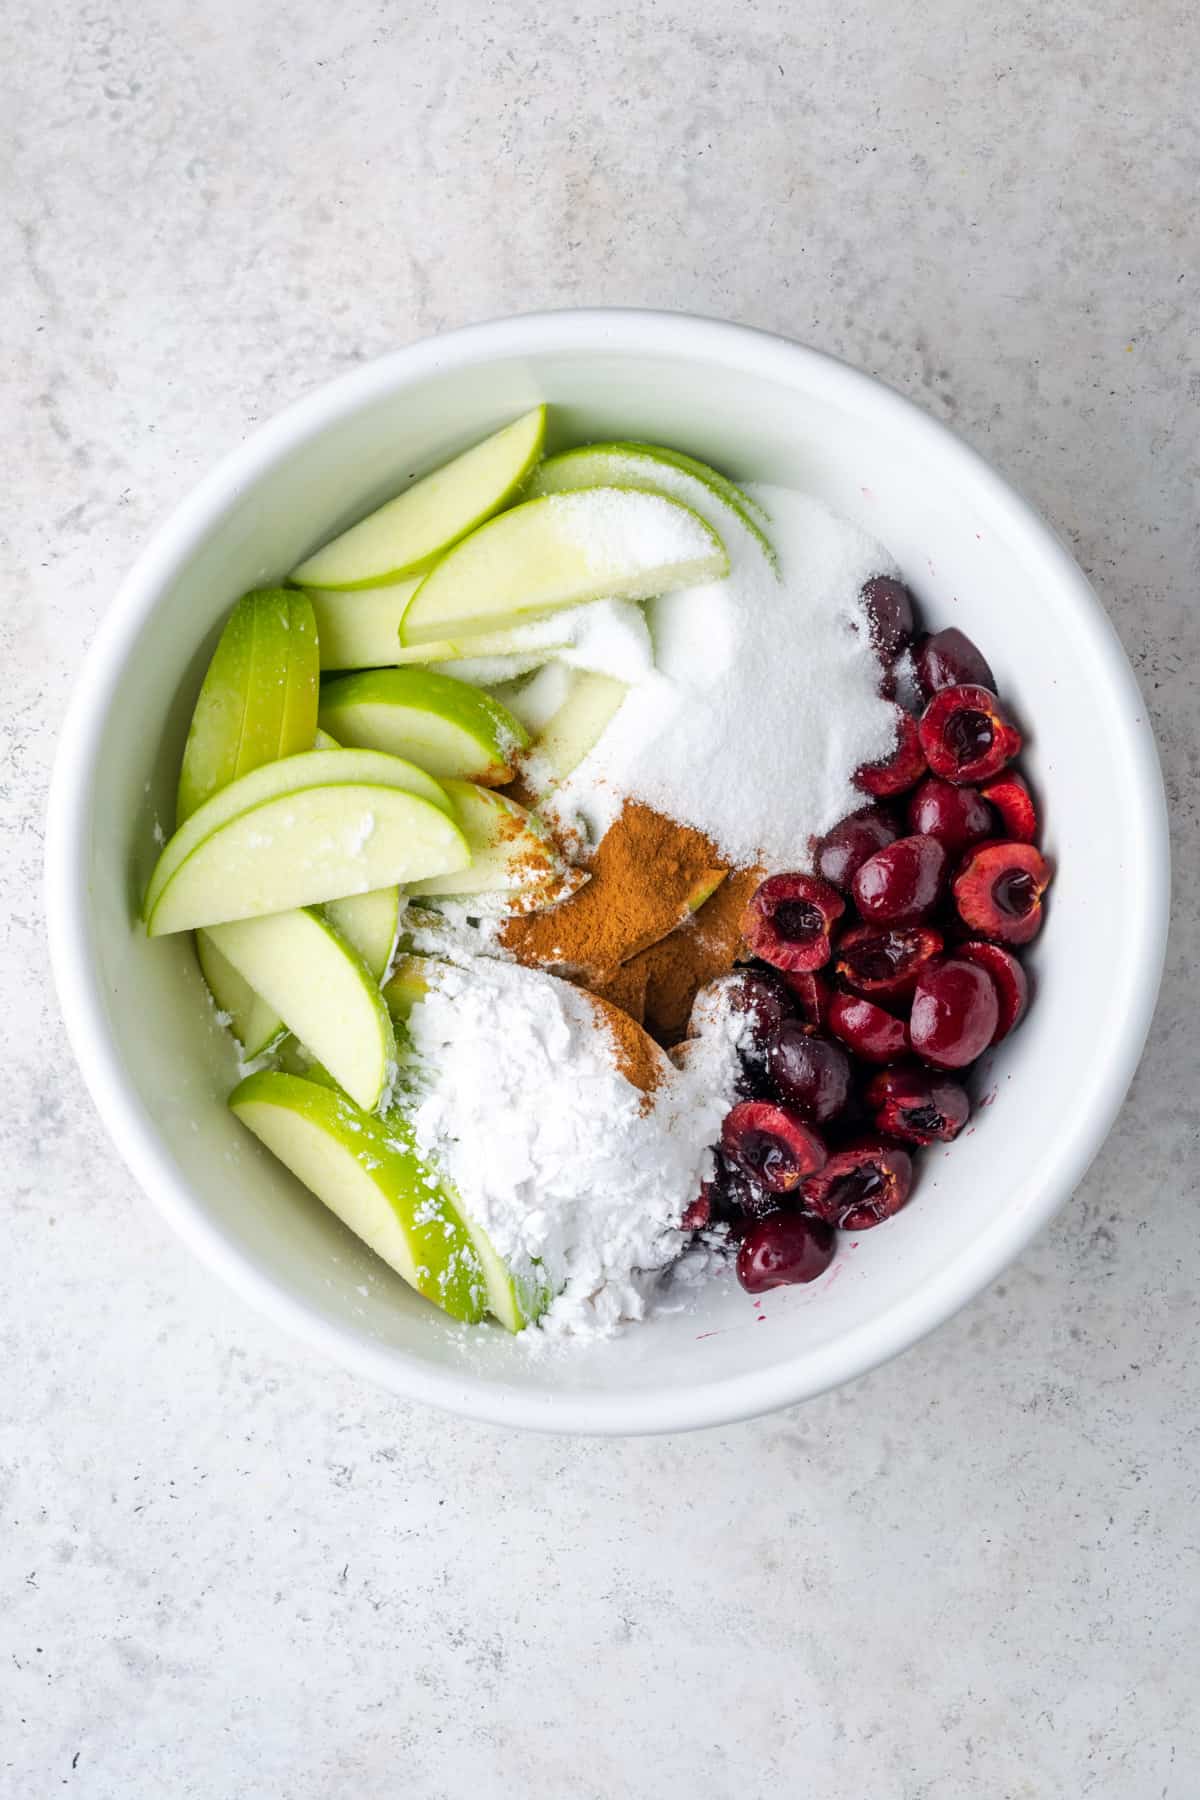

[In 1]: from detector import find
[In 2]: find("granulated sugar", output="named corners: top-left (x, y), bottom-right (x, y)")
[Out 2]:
top-left (405, 956), bottom-right (747, 1336)
top-left (551, 486), bottom-right (722, 583)
top-left (545, 487), bottom-right (899, 868)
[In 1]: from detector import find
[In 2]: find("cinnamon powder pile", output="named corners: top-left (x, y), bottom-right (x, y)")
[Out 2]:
top-left (583, 991), bottom-right (666, 1101)
top-left (500, 800), bottom-right (726, 981)
top-left (500, 798), bottom-right (757, 1055)
top-left (629, 865), bottom-right (763, 1043)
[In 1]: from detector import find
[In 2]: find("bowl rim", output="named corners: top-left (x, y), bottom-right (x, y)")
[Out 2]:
top-left (44, 307), bottom-right (1171, 1435)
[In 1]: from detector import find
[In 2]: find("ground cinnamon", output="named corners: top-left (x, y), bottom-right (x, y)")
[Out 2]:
top-left (629, 865), bottom-right (764, 1044)
top-left (584, 990), bottom-right (666, 1101)
top-left (500, 799), bottom-right (726, 980)
top-left (500, 796), bottom-right (757, 1072)
top-left (589, 957), bottom-right (650, 1026)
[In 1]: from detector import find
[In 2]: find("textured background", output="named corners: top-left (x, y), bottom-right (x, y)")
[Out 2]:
top-left (4, 1), bottom-right (1198, 1795)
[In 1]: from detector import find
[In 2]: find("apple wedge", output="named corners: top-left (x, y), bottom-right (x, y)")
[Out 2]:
top-left (317, 668), bottom-right (528, 786)
top-left (494, 660), bottom-right (572, 733)
top-left (204, 909), bottom-right (396, 1111)
top-left (460, 1211), bottom-right (549, 1333)
top-left (381, 952), bottom-right (436, 1020)
top-left (308, 730), bottom-right (405, 975)
top-left (324, 886), bottom-right (402, 983)
top-left (521, 670), bottom-right (629, 797)
top-left (528, 441), bottom-right (776, 568)
top-left (229, 1072), bottom-right (488, 1323)
top-left (392, 598), bottom-right (653, 691)
top-left (177, 588), bottom-right (319, 822)
top-left (290, 407), bottom-right (546, 590)
top-left (145, 747), bottom-right (451, 922)
top-left (389, 615), bottom-right (575, 669)
top-left (305, 579), bottom-right (420, 671)
top-left (398, 488), bottom-right (728, 645)
top-left (627, 443), bottom-right (770, 527)
top-left (195, 931), bottom-right (284, 1057)
top-left (404, 778), bottom-right (574, 904)
top-left (146, 783), bottom-right (469, 936)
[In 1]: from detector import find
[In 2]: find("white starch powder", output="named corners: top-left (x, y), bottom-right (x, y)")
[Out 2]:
top-left (406, 956), bottom-right (747, 1337)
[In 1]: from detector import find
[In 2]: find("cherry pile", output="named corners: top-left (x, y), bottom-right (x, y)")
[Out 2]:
top-left (685, 580), bottom-right (1053, 1297)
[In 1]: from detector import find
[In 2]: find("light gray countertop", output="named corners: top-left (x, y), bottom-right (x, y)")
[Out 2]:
top-left (4, 2), bottom-right (1197, 1794)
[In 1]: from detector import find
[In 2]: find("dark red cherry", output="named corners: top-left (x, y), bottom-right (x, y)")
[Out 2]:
top-left (722, 967), bottom-right (793, 1062)
top-left (859, 575), bottom-right (918, 658)
top-left (865, 1062), bottom-right (970, 1145)
top-left (833, 923), bottom-right (943, 1000)
top-left (909, 959), bottom-right (1000, 1068)
top-left (915, 627), bottom-right (996, 696)
top-left (855, 709), bottom-right (927, 798)
top-left (979, 771), bottom-right (1038, 842)
top-left (956, 941), bottom-right (1030, 1039)
top-left (742, 873), bottom-right (845, 973)
top-left (906, 778), bottom-right (995, 856)
top-left (776, 969), bottom-right (832, 1029)
top-left (828, 992), bottom-right (910, 1063)
top-left (802, 1138), bottom-right (914, 1230)
top-left (720, 1101), bottom-right (828, 1192)
top-left (813, 808), bottom-right (900, 890)
top-left (766, 1023), bottom-right (853, 1123)
top-left (852, 834), bottom-right (948, 925)
top-left (953, 842), bottom-right (1052, 946)
top-left (736, 1213), bottom-right (836, 1293)
top-left (919, 685), bottom-right (1022, 786)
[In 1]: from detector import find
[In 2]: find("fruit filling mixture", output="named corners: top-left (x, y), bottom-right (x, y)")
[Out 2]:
top-left (143, 408), bottom-right (1052, 1336)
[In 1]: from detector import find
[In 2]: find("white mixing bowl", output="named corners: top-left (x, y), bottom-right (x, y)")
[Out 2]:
top-left (45, 311), bottom-right (1169, 1434)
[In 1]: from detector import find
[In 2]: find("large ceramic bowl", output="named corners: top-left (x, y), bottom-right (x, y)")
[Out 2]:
top-left (45, 311), bottom-right (1169, 1434)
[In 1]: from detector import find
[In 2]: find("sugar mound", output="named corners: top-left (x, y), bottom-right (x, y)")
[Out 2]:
top-left (545, 487), bottom-right (899, 868)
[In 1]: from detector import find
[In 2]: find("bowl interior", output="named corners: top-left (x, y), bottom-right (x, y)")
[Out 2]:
top-left (57, 317), bottom-right (1165, 1430)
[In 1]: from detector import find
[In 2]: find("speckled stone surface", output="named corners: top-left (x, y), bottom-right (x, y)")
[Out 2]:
top-left (4, 2), bottom-right (1198, 1794)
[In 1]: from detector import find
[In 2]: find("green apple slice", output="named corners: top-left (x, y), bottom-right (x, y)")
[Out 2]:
top-left (381, 952), bottom-right (436, 1020)
top-left (273, 1036), bottom-right (339, 1087)
top-left (145, 747), bottom-right (451, 921)
top-left (458, 1209), bottom-right (548, 1332)
top-left (398, 488), bottom-right (728, 645)
top-left (305, 578), bottom-right (420, 671)
top-left (627, 443), bottom-right (771, 526)
top-left (482, 672), bottom-right (538, 721)
top-left (528, 441), bottom-right (775, 568)
top-left (310, 729), bottom-right (405, 975)
top-left (147, 784), bottom-right (469, 936)
top-left (404, 778), bottom-right (568, 901)
top-left (317, 668), bottom-right (529, 786)
top-left (390, 616), bottom-right (574, 668)
top-left (290, 407), bottom-right (547, 590)
top-left (177, 589), bottom-right (319, 823)
top-left (522, 670), bottom-right (629, 796)
top-left (205, 909), bottom-right (395, 1111)
top-left (195, 931), bottom-right (284, 1057)
top-left (494, 660), bottom-right (571, 733)
top-left (389, 598), bottom-right (652, 686)
top-left (324, 886), bottom-right (401, 982)
top-left (229, 1072), bottom-right (487, 1323)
